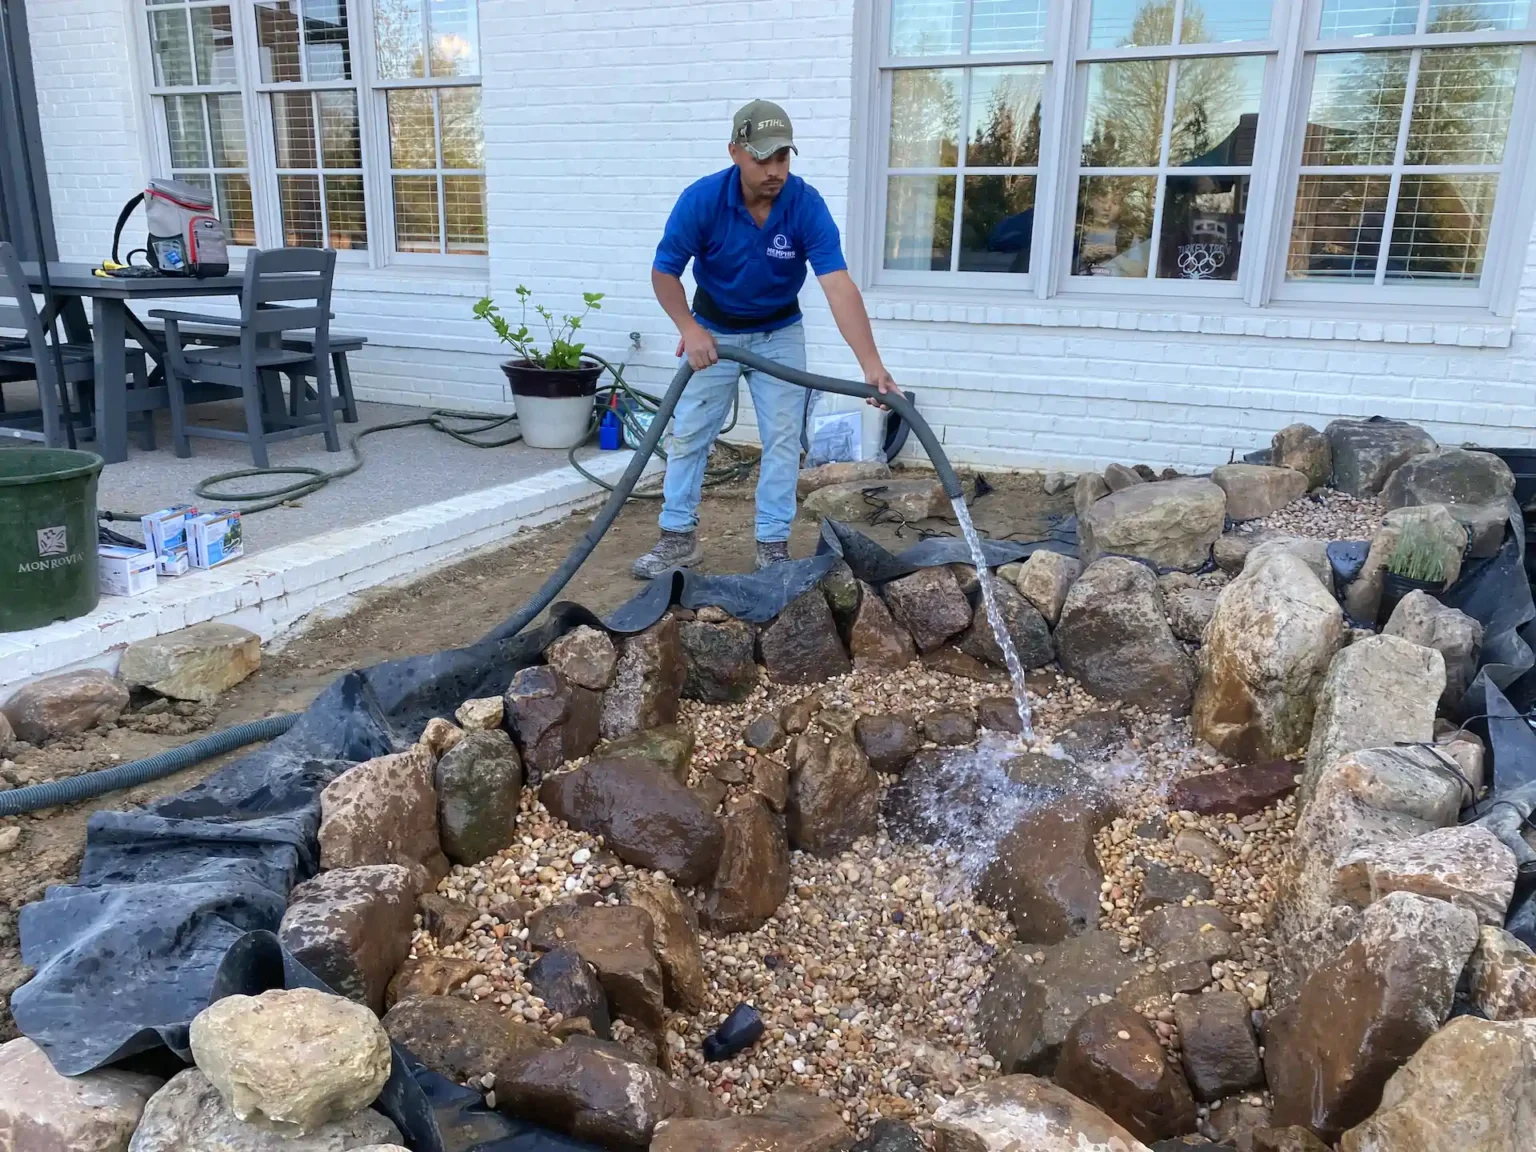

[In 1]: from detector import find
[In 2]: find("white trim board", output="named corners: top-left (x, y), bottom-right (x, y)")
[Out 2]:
top-left (0, 450), bottom-right (661, 703)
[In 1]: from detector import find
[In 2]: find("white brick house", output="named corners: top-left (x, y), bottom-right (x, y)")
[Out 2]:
top-left (23, 0), bottom-right (1536, 471)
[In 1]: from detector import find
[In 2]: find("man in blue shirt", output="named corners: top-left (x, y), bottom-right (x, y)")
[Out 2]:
top-left (634, 99), bottom-right (900, 579)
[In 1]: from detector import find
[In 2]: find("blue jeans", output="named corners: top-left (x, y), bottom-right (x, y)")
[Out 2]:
top-left (659, 322), bottom-right (811, 543)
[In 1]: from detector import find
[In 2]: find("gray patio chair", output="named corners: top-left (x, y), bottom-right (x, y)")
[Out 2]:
top-left (151, 247), bottom-right (340, 468)
top-left (0, 241), bottom-right (149, 448)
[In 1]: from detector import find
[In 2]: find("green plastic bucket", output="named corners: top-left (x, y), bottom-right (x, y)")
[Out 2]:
top-left (0, 448), bottom-right (105, 632)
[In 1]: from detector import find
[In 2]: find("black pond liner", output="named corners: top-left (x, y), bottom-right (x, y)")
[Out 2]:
top-left (12, 519), bottom-right (1074, 1152)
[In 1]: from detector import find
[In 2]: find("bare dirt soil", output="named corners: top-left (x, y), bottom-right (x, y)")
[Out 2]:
top-left (0, 465), bottom-right (1067, 1038)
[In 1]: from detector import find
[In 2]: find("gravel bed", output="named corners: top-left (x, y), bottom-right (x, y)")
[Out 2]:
top-left (1249, 489), bottom-right (1384, 541)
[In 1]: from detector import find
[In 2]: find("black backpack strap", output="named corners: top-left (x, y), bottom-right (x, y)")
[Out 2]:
top-left (112, 192), bottom-right (145, 265)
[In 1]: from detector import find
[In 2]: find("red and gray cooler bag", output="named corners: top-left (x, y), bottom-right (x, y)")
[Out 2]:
top-left (111, 178), bottom-right (229, 277)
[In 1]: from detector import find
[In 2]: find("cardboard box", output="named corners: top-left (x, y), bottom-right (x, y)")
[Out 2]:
top-left (141, 505), bottom-right (197, 556)
top-left (156, 547), bottom-right (190, 578)
top-left (99, 545), bottom-right (159, 597)
top-left (189, 510), bottom-right (244, 568)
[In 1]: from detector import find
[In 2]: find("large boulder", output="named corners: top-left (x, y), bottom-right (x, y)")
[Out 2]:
top-left (798, 459), bottom-right (891, 497)
top-left (1173, 990), bottom-right (1264, 1102)
top-left (278, 865), bottom-right (417, 1015)
top-left (623, 875), bottom-right (706, 1013)
top-left (882, 567), bottom-right (973, 653)
top-left (528, 904), bottom-right (665, 1029)
top-left (679, 614), bottom-right (758, 702)
top-left (847, 580), bottom-right (918, 671)
top-left (595, 723), bottom-right (695, 781)
top-left (1079, 477), bottom-right (1227, 571)
top-left (1303, 635), bottom-right (1445, 799)
top-left (540, 757), bottom-right (722, 886)
top-left (381, 995), bottom-right (553, 1085)
top-left (1265, 891), bottom-right (1479, 1142)
top-left (1075, 471), bottom-right (1111, 518)
top-left (1055, 558), bottom-right (1197, 714)
top-left (1212, 464), bottom-right (1309, 521)
top-left (787, 731), bottom-right (879, 856)
top-left (545, 624), bottom-right (619, 690)
top-left (1104, 463), bottom-right (1144, 491)
top-left (1382, 590), bottom-right (1483, 712)
top-left (1467, 925), bottom-right (1536, 1021)
top-left (126, 1068), bottom-right (401, 1152)
top-left (1344, 504), bottom-right (1467, 625)
top-left (1381, 446), bottom-right (1516, 510)
top-left (855, 713), bottom-right (920, 773)
top-left (758, 589), bottom-right (851, 685)
top-left (0, 1036), bottom-right (161, 1152)
top-left (652, 1088), bottom-right (851, 1152)
top-left (1192, 550), bottom-right (1344, 760)
top-left (1335, 824), bottom-right (1516, 926)
top-left (118, 623), bottom-right (260, 703)
top-left (1272, 423), bottom-right (1332, 490)
top-left (1168, 759), bottom-right (1298, 818)
top-left (1055, 1002), bottom-right (1197, 1143)
top-left (1, 669), bottom-right (129, 743)
top-left (1339, 1016), bottom-right (1536, 1152)
top-left (1166, 587), bottom-right (1219, 643)
top-left (931, 1075), bottom-right (1154, 1152)
top-left (318, 745), bottom-right (449, 883)
top-left (701, 795), bottom-right (790, 933)
top-left (1013, 550), bottom-right (1081, 627)
top-left (958, 578), bottom-right (1054, 670)
top-left (434, 729), bottom-right (522, 866)
top-left (976, 789), bottom-right (1116, 943)
top-left (802, 477), bottom-right (946, 523)
top-left (600, 616), bottom-right (685, 739)
top-left (528, 947), bottom-right (610, 1038)
top-left (188, 988), bottom-right (392, 1136)
top-left (1326, 418), bottom-right (1437, 497)
top-left (504, 665), bottom-right (600, 782)
top-left (385, 955), bottom-right (480, 1008)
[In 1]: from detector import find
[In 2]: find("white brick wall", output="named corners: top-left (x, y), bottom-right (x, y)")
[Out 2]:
top-left (28, 0), bottom-right (1536, 471)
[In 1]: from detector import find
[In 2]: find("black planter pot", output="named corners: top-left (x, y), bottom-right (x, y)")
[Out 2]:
top-left (500, 359), bottom-right (603, 399)
top-left (500, 359), bottom-right (603, 449)
top-left (1378, 571), bottom-right (1440, 628)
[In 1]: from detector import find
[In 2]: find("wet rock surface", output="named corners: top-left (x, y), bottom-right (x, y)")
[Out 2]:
top-left (977, 789), bottom-right (1117, 943)
top-left (883, 567), bottom-right (974, 655)
top-left (318, 745), bottom-right (449, 883)
top-left (702, 795), bottom-right (791, 933)
top-left (1168, 761), bottom-right (1298, 818)
top-left (624, 875), bottom-right (707, 1013)
top-left (680, 614), bottom-right (759, 702)
top-left (0, 1036), bottom-right (160, 1152)
top-left (1, 669), bottom-right (129, 744)
top-left (651, 1087), bottom-right (851, 1152)
top-left (595, 723), bottom-right (696, 781)
top-left (600, 616), bottom-right (685, 739)
top-left (854, 713), bottom-right (920, 773)
top-left (527, 903), bottom-right (666, 1029)
top-left (1173, 990), bottom-right (1263, 1102)
top-left (958, 579), bottom-right (1054, 670)
top-left (759, 589), bottom-right (851, 685)
top-left (381, 994), bottom-right (553, 1084)
top-left (787, 731), bottom-right (879, 856)
top-left (847, 580), bottom-right (919, 672)
top-left (528, 946), bottom-right (611, 1037)
top-left (434, 729), bottom-right (522, 865)
top-left (932, 1074), bottom-right (1155, 1152)
top-left (278, 864), bottom-right (417, 1015)
top-left (1055, 1001), bottom-right (1197, 1143)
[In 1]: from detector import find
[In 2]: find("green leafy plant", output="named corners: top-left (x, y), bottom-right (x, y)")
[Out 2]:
top-left (1386, 519), bottom-right (1449, 584)
top-left (474, 285), bottom-right (604, 370)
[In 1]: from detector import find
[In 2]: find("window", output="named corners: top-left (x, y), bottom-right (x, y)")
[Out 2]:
top-left (137, 0), bottom-right (485, 262)
top-left (868, 0), bottom-right (1536, 311)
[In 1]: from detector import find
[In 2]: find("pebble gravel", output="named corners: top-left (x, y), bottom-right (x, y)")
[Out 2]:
top-left (1250, 489), bottom-right (1383, 541)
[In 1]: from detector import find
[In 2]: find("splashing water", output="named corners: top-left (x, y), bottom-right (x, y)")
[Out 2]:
top-left (950, 498), bottom-right (1035, 742)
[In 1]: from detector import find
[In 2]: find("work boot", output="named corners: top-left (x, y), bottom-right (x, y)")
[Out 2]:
top-left (755, 540), bottom-right (791, 571)
top-left (631, 530), bottom-right (703, 580)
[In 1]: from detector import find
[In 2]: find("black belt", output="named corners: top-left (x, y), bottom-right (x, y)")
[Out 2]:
top-left (692, 284), bottom-right (801, 333)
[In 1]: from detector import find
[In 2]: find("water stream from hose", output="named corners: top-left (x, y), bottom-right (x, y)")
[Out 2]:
top-left (951, 497), bottom-right (1035, 743)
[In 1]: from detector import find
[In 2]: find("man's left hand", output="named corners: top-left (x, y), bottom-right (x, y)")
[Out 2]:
top-left (864, 365), bottom-right (902, 408)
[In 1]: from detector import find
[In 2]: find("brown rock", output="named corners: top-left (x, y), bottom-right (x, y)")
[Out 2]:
top-left (504, 665), bottom-right (598, 782)
top-left (540, 757), bottom-right (723, 885)
top-left (382, 994), bottom-right (553, 1084)
top-left (1254, 1126), bottom-right (1332, 1152)
top-left (1207, 1097), bottom-right (1274, 1151)
top-left (435, 728), bottom-right (522, 866)
top-left (1055, 1001), bottom-right (1198, 1143)
top-left (1168, 760), bottom-right (1299, 818)
top-left (780, 691), bottom-right (823, 734)
top-left (278, 864), bottom-right (417, 1016)
top-left (702, 795), bottom-right (790, 933)
top-left (622, 876), bottom-right (706, 1014)
top-left (318, 746), bottom-right (448, 882)
top-left (802, 477), bottom-right (945, 524)
top-left (1137, 862), bottom-right (1213, 911)
top-left (744, 712), bottom-right (787, 752)
top-left (1271, 424), bottom-right (1332, 490)
top-left (652, 1087), bottom-right (852, 1152)
top-left (1158, 927), bottom-right (1238, 968)
top-left (1173, 990), bottom-right (1263, 1102)
top-left (1382, 589), bottom-right (1484, 712)
top-left (847, 580), bottom-right (918, 672)
top-left (932, 1074), bottom-right (1155, 1152)
top-left (1166, 586), bottom-right (1220, 643)
top-left (600, 616), bottom-right (685, 739)
top-left (921, 647), bottom-right (1006, 683)
top-left (922, 708), bottom-right (977, 747)
top-left (1013, 550), bottom-right (1082, 627)
top-left (758, 589), bottom-right (851, 685)
top-left (546, 624), bottom-right (619, 690)
top-left (882, 567), bottom-right (973, 653)
top-left (594, 723), bottom-right (695, 782)
top-left (1055, 709), bottom-right (1131, 757)
top-left (1212, 463), bottom-right (1310, 521)
top-left (1140, 905), bottom-right (1238, 950)
top-left (1326, 418), bottom-right (1437, 498)
top-left (0, 1036), bottom-right (161, 1152)
top-left (419, 717), bottom-right (464, 758)
top-left (855, 713), bottom-right (920, 773)
top-left (1075, 471), bottom-right (1111, 519)
top-left (385, 955), bottom-right (480, 1008)
top-left (977, 790), bottom-right (1117, 944)
top-left (787, 732), bottom-right (879, 856)
top-left (798, 459), bottom-right (892, 498)
top-left (1467, 925), bottom-right (1536, 1021)
top-left (751, 757), bottom-right (790, 810)
top-left (1104, 462), bottom-right (1144, 491)
top-left (418, 892), bottom-right (476, 946)
top-left (679, 616), bottom-right (758, 702)
top-left (978, 696), bottom-right (1024, 734)
top-left (528, 947), bottom-right (610, 1038)
top-left (1334, 824), bottom-right (1516, 926)
top-left (1, 669), bottom-right (129, 743)
top-left (958, 580), bottom-right (1054, 670)
top-left (528, 904), bottom-right (665, 1029)
top-left (1080, 478), bottom-right (1228, 572)
top-left (118, 623), bottom-right (260, 704)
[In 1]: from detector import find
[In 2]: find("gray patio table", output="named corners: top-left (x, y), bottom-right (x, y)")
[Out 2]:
top-left (21, 261), bottom-right (244, 463)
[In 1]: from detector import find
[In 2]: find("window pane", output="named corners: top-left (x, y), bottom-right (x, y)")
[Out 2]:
top-left (967, 67), bottom-right (1044, 166)
top-left (1287, 174), bottom-right (1390, 280)
top-left (1428, 0), bottom-right (1532, 31)
top-left (884, 175), bottom-right (956, 270)
top-left (387, 89), bottom-right (438, 168)
top-left (319, 91), bottom-right (362, 168)
top-left (1082, 60), bottom-right (1170, 168)
top-left (445, 174), bottom-right (488, 254)
top-left (1158, 174), bottom-right (1248, 279)
top-left (1302, 52), bottom-right (1409, 166)
top-left (304, 0), bottom-right (353, 81)
top-left (1319, 0), bottom-right (1419, 38)
top-left (255, 1), bottom-right (304, 83)
top-left (429, 0), bottom-right (480, 77)
top-left (191, 6), bottom-right (237, 85)
top-left (209, 94), bottom-right (248, 167)
top-left (272, 92), bottom-right (318, 168)
top-left (149, 9), bottom-right (194, 86)
top-left (278, 173), bottom-right (324, 247)
top-left (1386, 173), bottom-right (1497, 282)
top-left (1181, 0), bottom-right (1273, 42)
top-left (440, 87), bottom-right (483, 168)
top-left (1407, 47), bottom-right (1519, 166)
top-left (891, 0), bottom-right (965, 56)
top-left (1073, 175), bottom-right (1156, 276)
top-left (970, 0), bottom-right (1048, 52)
top-left (374, 0), bottom-right (426, 78)
top-left (889, 70), bottom-right (962, 167)
top-left (325, 175), bottom-right (368, 249)
top-left (216, 174), bottom-right (257, 246)
top-left (1089, 0), bottom-right (1175, 49)
top-left (165, 95), bottom-right (209, 169)
top-left (1170, 54), bottom-right (1264, 166)
top-left (176, 172), bottom-right (213, 196)
top-left (959, 174), bottom-right (1035, 272)
top-left (393, 175), bottom-right (442, 251)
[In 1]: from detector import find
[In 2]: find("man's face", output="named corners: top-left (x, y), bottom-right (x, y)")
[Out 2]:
top-left (729, 143), bottom-right (792, 200)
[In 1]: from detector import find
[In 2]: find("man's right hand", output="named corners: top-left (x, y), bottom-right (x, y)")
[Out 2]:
top-left (677, 323), bottom-right (719, 371)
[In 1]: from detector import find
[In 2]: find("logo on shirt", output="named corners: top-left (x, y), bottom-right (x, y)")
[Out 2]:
top-left (767, 233), bottom-right (797, 261)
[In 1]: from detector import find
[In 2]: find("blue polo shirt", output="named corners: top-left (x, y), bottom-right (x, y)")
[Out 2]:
top-left (653, 167), bottom-right (847, 333)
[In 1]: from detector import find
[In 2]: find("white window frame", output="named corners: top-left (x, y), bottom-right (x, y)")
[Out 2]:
top-left (133, 0), bottom-right (487, 269)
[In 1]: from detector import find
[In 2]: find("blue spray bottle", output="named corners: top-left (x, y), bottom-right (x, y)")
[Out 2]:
top-left (598, 393), bottom-right (623, 450)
